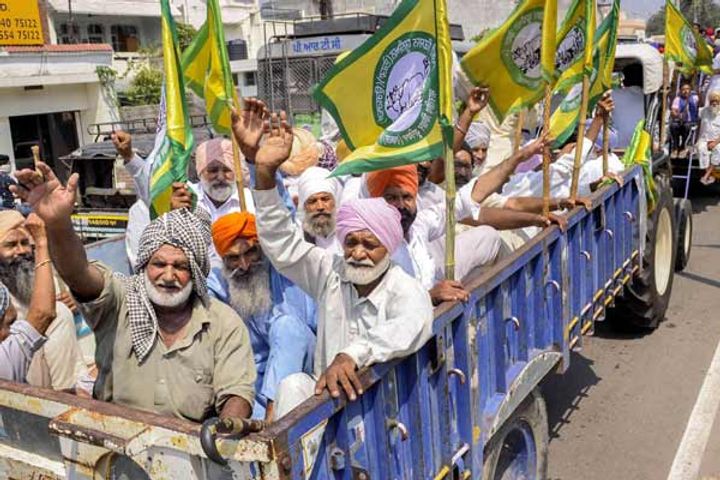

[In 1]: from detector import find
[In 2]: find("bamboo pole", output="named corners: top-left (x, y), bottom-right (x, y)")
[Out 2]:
top-left (659, 59), bottom-right (670, 152)
top-left (513, 110), bottom-right (526, 154)
top-left (542, 86), bottom-right (552, 217)
top-left (569, 75), bottom-right (591, 201)
top-left (602, 115), bottom-right (610, 175)
top-left (444, 142), bottom-right (456, 281)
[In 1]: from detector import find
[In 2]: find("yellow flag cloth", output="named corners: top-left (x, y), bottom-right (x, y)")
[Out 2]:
top-left (461, 0), bottom-right (556, 122)
top-left (665, 0), bottom-right (713, 75)
top-left (149, 0), bottom-right (195, 219)
top-left (313, 0), bottom-right (453, 176)
top-left (181, 0), bottom-right (239, 135)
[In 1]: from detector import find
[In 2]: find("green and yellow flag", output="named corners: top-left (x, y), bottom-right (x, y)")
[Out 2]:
top-left (149, 0), bottom-right (195, 219)
top-left (313, 0), bottom-right (453, 176)
top-left (665, 0), bottom-right (713, 75)
top-left (622, 120), bottom-right (658, 210)
top-left (541, 0), bottom-right (558, 84)
top-left (549, 0), bottom-right (617, 147)
top-left (461, 0), bottom-right (557, 122)
top-left (554, 0), bottom-right (595, 94)
top-left (181, 0), bottom-right (238, 135)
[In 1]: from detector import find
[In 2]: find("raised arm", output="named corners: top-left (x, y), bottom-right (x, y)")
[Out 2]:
top-left (11, 163), bottom-right (105, 301)
top-left (113, 130), bottom-right (152, 205)
top-left (234, 100), bottom-right (334, 298)
top-left (584, 92), bottom-right (614, 146)
top-left (23, 214), bottom-right (56, 335)
top-left (469, 133), bottom-right (548, 204)
top-left (454, 87), bottom-right (489, 153)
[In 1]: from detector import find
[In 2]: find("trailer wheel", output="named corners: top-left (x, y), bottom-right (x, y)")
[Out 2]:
top-left (674, 198), bottom-right (693, 271)
top-left (482, 389), bottom-right (548, 480)
top-left (612, 172), bottom-right (676, 329)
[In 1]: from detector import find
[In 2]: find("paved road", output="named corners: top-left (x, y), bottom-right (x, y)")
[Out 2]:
top-left (544, 189), bottom-right (720, 480)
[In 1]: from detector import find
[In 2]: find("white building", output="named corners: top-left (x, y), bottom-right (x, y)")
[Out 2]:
top-left (0, 41), bottom-right (115, 173)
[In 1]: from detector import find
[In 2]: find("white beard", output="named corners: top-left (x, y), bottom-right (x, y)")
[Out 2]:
top-left (302, 211), bottom-right (336, 239)
top-left (202, 179), bottom-right (236, 203)
top-left (344, 254), bottom-right (391, 286)
top-left (144, 273), bottom-right (193, 308)
top-left (225, 263), bottom-right (272, 320)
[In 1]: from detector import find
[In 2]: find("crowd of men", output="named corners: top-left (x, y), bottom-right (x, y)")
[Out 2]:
top-left (0, 87), bottom-right (623, 425)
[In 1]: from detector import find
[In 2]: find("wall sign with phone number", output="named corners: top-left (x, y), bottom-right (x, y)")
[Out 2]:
top-left (0, 1), bottom-right (44, 46)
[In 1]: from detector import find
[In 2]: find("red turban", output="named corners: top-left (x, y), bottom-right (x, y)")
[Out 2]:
top-left (211, 212), bottom-right (258, 257)
top-left (366, 165), bottom-right (419, 198)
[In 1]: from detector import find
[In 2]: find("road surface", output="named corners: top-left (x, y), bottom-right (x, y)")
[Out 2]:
top-left (545, 189), bottom-right (720, 480)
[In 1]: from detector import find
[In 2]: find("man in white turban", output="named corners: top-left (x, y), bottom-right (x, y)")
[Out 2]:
top-left (465, 121), bottom-right (492, 172)
top-left (296, 166), bottom-right (343, 252)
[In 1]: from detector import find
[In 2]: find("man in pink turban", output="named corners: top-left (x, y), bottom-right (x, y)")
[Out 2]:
top-left (237, 100), bottom-right (432, 419)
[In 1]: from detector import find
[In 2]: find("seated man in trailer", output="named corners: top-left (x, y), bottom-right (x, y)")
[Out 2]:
top-left (12, 165), bottom-right (257, 422)
top-left (202, 210), bottom-right (317, 421)
top-left (234, 100), bottom-right (433, 419)
top-left (295, 166), bottom-right (343, 253)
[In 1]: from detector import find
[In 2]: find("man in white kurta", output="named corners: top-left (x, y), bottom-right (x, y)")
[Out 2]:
top-left (698, 91), bottom-right (720, 185)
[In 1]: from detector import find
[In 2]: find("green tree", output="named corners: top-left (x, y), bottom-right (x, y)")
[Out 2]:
top-left (124, 63), bottom-right (163, 106)
top-left (176, 22), bottom-right (198, 53)
top-left (647, 0), bottom-right (720, 36)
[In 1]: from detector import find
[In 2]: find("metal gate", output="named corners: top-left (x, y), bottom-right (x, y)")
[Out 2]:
top-left (258, 55), bottom-right (337, 117)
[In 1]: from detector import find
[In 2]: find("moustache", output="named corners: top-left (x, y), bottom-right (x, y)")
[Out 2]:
top-left (346, 258), bottom-right (375, 268)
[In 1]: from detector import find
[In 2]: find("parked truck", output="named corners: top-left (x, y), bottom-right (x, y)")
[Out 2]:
top-left (0, 23), bottom-right (688, 480)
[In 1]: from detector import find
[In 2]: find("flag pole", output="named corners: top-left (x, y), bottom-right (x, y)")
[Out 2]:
top-left (602, 115), bottom-right (609, 175)
top-left (569, 75), bottom-right (591, 201)
top-left (542, 86), bottom-right (552, 216)
top-left (444, 142), bottom-right (456, 281)
top-left (659, 59), bottom-right (669, 153)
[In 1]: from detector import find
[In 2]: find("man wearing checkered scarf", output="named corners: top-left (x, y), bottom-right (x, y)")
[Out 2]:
top-left (12, 160), bottom-right (257, 422)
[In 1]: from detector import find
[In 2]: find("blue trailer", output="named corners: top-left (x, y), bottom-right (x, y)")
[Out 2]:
top-left (0, 164), bottom-right (661, 480)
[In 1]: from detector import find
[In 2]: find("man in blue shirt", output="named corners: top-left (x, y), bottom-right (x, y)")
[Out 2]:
top-left (670, 80), bottom-right (700, 158)
top-left (207, 211), bottom-right (316, 421)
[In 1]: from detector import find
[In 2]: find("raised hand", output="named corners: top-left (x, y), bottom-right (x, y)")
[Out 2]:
top-left (466, 86), bottom-right (490, 115)
top-left (111, 130), bottom-right (133, 163)
top-left (10, 162), bottom-right (78, 226)
top-left (24, 213), bottom-right (47, 243)
top-left (256, 111), bottom-right (294, 171)
top-left (231, 98), bottom-right (269, 162)
top-left (521, 130), bottom-right (552, 159)
top-left (170, 182), bottom-right (193, 211)
top-left (595, 91), bottom-right (614, 118)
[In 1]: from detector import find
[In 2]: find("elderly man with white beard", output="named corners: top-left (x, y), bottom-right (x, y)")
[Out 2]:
top-left (201, 210), bottom-right (316, 421)
top-left (12, 163), bottom-right (257, 422)
top-left (296, 166), bottom-right (343, 253)
top-left (236, 105), bottom-right (433, 419)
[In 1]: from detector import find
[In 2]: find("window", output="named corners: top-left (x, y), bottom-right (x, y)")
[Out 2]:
top-left (87, 24), bottom-right (104, 44)
top-left (110, 25), bottom-right (139, 52)
top-left (57, 23), bottom-right (79, 44)
top-left (244, 72), bottom-right (257, 87)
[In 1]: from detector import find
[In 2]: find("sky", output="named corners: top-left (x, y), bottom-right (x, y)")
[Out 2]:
top-left (623, 0), bottom-right (665, 19)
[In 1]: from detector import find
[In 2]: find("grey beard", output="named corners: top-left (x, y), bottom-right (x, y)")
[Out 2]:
top-left (302, 211), bottom-right (336, 239)
top-left (344, 255), bottom-right (391, 286)
top-left (224, 262), bottom-right (272, 320)
top-left (0, 255), bottom-right (34, 306)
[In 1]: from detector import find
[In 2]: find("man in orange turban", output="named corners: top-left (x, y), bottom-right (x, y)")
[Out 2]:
top-left (207, 212), bottom-right (316, 422)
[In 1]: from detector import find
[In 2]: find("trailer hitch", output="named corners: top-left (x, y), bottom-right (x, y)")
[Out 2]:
top-left (200, 416), bottom-right (266, 465)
